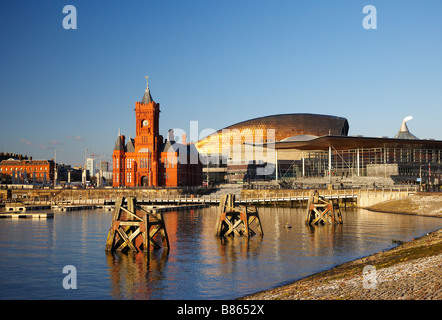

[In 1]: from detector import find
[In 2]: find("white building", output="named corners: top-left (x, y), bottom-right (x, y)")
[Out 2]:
top-left (86, 158), bottom-right (95, 177)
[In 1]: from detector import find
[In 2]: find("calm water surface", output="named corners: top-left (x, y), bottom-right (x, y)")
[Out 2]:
top-left (0, 207), bottom-right (441, 300)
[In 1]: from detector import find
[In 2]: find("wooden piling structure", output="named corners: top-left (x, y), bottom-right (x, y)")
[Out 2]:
top-left (105, 196), bottom-right (169, 255)
top-left (215, 194), bottom-right (263, 237)
top-left (305, 190), bottom-right (343, 225)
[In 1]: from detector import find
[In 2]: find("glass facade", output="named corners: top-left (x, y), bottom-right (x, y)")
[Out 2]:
top-left (277, 147), bottom-right (442, 183)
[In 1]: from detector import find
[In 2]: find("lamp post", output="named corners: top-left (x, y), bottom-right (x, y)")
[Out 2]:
top-left (206, 153), bottom-right (210, 186)
top-left (54, 149), bottom-right (57, 187)
top-left (420, 165), bottom-right (422, 191)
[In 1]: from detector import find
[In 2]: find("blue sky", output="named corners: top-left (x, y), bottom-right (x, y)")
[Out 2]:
top-left (1, 0), bottom-right (441, 166)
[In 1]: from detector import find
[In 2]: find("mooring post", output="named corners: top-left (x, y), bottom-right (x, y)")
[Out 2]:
top-left (215, 194), bottom-right (263, 238)
top-left (105, 196), bottom-right (169, 256)
top-left (305, 190), bottom-right (343, 226)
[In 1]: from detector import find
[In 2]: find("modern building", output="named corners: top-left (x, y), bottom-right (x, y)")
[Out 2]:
top-left (98, 161), bottom-right (112, 186)
top-left (86, 158), bottom-right (95, 177)
top-left (267, 130), bottom-right (442, 184)
top-left (0, 159), bottom-right (55, 185)
top-left (112, 77), bottom-right (203, 187)
top-left (196, 114), bottom-right (442, 184)
top-left (195, 113), bottom-right (350, 183)
top-left (100, 161), bottom-right (109, 172)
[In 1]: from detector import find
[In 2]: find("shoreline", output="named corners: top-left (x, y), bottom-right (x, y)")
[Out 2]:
top-left (242, 194), bottom-right (442, 300)
top-left (242, 228), bottom-right (441, 300)
top-left (365, 192), bottom-right (442, 218)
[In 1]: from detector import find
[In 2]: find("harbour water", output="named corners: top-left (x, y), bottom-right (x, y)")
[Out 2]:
top-left (0, 206), bottom-right (441, 300)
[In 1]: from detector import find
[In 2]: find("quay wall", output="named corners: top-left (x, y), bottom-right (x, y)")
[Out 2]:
top-left (357, 189), bottom-right (411, 207)
top-left (0, 187), bottom-right (187, 202)
top-left (241, 188), bottom-right (415, 208)
top-left (1, 186), bottom-right (416, 208)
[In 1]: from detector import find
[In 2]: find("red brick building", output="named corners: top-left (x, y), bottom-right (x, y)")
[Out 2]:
top-left (112, 77), bottom-right (203, 187)
top-left (0, 159), bottom-right (54, 184)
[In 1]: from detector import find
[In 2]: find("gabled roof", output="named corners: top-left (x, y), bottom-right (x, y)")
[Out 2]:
top-left (160, 139), bottom-right (177, 153)
top-left (113, 135), bottom-right (125, 151)
top-left (126, 138), bottom-right (135, 153)
top-left (160, 140), bottom-right (200, 157)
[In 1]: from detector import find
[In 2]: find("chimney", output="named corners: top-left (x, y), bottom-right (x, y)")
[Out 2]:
top-left (168, 129), bottom-right (174, 141)
top-left (182, 134), bottom-right (187, 144)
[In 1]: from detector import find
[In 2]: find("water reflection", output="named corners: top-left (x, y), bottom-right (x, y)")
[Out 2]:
top-left (216, 236), bottom-right (263, 263)
top-left (102, 207), bottom-right (442, 299)
top-left (105, 250), bottom-right (169, 299)
top-left (0, 207), bottom-right (441, 299)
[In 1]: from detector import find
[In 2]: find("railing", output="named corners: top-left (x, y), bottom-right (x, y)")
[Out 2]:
top-left (15, 186), bottom-right (418, 206)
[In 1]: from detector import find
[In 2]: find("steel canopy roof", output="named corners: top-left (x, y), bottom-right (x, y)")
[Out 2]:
top-left (250, 135), bottom-right (442, 151)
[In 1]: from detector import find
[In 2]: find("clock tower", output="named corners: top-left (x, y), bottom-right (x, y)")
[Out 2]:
top-left (112, 75), bottom-right (202, 188)
top-left (134, 76), bottom-right (161, 186)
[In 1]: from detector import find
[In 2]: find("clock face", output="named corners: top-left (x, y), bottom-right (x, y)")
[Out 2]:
top-left (142, 120), bottom-right (149, 127)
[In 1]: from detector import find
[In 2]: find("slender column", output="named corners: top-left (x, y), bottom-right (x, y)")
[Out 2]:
top-left (328, 145), bottom-right (332, 184)
top-left (302, 151), bottom-right (305, 177)
top-left (275, 150), bottom-right (278, 182)
top-left (357, 148), bottom-right (360, 177)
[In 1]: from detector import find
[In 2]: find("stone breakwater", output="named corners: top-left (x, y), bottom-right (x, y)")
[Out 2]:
top-left (243, 194), bottom-right (442, 300)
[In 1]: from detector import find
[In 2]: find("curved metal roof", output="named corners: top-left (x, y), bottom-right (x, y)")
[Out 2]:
top-left (197, 113), bottom-right (349, 150)
top-left (220, 113), bottom-right (349, 137)
top-left (280, 134), bottom-right (319, 142)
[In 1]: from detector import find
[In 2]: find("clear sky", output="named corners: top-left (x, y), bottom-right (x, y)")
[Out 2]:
top-left (1, 0), bottom-right (441, 166)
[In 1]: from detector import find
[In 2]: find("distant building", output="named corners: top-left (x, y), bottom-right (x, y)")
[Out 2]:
top-left (112, 77), bottom-right (203, 187)
top-left (86, 158), bottom-right (95, 177)
top-left (0, 152), bottom-right (29, 162)
top-left (100, 161), bottom-right (109, 172)
top-left (57, 164), bottom-right (83, 183)
top-left (0, 159), bottom-right (55, 185)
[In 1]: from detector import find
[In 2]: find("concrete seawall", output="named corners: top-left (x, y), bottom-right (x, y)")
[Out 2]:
top-left (366, 193), bottom-right (442, 217)
top-left (241, 187), bottom-right (415, 208)
top-left (357, 189), bottom-right (412, 208)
